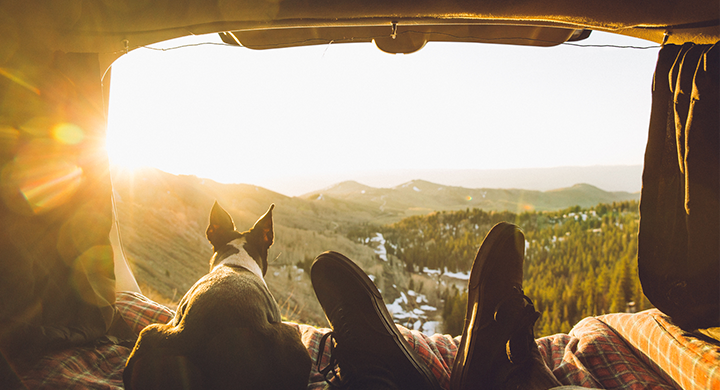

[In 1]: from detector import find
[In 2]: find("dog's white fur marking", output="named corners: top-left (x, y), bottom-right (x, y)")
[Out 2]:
top-left (212, 237), bottom-right (267, 286)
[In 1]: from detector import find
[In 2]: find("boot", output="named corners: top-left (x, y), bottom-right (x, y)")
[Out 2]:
top-left (450, 223), bottom-right (562, 390)
top-left (311, 251), bottom-right (442, 390)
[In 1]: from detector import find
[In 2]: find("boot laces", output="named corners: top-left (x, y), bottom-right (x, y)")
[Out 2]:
top-left (493, 287), bottom-right (540, 365)
top-left (317, 307), bottom-right (359, 388)
top-left (317, 332), bottom-right (346, 388)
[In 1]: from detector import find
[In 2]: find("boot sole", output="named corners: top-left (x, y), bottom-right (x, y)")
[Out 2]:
top-left (450, 222), bottom-right (524, 390)
top-left (312, 251), bottom-right (442, 390)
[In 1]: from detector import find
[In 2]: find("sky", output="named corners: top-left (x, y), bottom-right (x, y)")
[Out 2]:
top-left (105, 31), bottom-right (661, 196)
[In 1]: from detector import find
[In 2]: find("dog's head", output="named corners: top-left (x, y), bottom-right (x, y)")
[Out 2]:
top-left (205, 201), bottom-right (274, 275)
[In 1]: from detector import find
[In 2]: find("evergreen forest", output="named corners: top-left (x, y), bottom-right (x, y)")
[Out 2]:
top-left (348, 200), bottom-right (652, 338)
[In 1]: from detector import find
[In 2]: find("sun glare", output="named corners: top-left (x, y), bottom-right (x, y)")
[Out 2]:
top-left (106, 130), bottom-right (144, 170)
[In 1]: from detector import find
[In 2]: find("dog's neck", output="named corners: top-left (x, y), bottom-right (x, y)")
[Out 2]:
top-left (212, 238), bottom-right (266, 285)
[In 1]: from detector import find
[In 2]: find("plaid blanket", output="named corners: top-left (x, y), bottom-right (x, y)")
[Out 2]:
top-left (13, 292), bottom-right (719, 389)
top-left (598, 311), bottom-right (720, 390)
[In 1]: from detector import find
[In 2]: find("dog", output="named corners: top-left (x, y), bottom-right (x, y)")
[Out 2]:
top-left (124, 202), bottom-right (311, 390)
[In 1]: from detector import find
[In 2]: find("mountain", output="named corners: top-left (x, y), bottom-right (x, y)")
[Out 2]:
top-left (254, 165), bottom-right (643, 196)
top-left (543, 183), bottom-right (640, 207)
top-left (304, 180), bottom-right (639, 222)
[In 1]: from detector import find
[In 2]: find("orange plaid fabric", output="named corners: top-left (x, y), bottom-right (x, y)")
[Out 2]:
top-left (599, 309), bottom-right (720, 390)
top-left (538, 316), bottom-right (679, 389)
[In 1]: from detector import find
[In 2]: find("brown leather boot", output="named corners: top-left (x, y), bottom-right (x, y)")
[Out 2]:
top-left (450, 223), bottom-right (561, 390)
top-left (312, 251), bottom-right (442, 390)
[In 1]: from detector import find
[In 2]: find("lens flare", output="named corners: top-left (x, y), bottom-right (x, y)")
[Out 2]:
top-left (19, 164), bottom-right (83, 214)
top-left (52, 123), bottom-right (84, 145)
top-left (0, 67), bottom-right (40, 95)
top-left (1, 140), bottom-right (84, 215)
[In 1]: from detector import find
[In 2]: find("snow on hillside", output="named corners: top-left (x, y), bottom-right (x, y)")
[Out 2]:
top-left (386, 289), bottom-right (440, 335)
top-left (370, 233), bottom-right (388, 261)
top-left (423, 267), bottom-right (470, 281)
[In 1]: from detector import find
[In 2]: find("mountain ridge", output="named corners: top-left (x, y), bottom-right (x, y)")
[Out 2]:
top-left (308, 179), bottom-right (639, 197)
top-left (113, 167), bottom-right (639, 225)
top-left (303, 178), bottom-right (639, 221)
top-left (257, 165), bottom-right (643, 196)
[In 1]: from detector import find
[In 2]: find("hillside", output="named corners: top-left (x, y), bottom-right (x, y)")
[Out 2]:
top-left (111, 167), bottom-right (642, 330)
top-left (111, 167), bottom-right (395, 326)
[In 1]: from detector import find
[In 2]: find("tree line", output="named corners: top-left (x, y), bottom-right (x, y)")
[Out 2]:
top-left (348, 201), bottom-right (653, 337)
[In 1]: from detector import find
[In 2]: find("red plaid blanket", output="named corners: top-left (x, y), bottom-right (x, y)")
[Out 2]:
top-left (15, 293), bottom-right (174, 390)
top-left (13, 293), bottom-right (719, 389)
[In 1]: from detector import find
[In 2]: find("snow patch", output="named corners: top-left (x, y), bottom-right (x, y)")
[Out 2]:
top-left (386, 292), bottom-right (440, 336)
top-left (443, 268), bottom-right (470, 281)
top-left (370, 232), bottom-right (388, 261)
top-left (421, 321), bottom-right (441, 335)
top-left (386, 297), bottom-right (405, 318)
top-left (423, 267), bottom-right (442, 276)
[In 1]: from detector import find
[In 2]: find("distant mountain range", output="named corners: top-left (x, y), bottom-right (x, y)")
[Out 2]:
top-left (112, 167), bottom-right (640, 228)
top-left (302, 179), bottom-right (639, 223)
top-left (253, 165), bottom-right (644, 196)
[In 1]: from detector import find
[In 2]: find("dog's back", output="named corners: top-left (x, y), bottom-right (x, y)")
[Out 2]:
top-left (124, 204), bottom-right (311, 390)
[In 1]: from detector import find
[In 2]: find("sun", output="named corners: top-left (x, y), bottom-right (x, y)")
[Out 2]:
top-left (105, 126), bottom-right (148, 171)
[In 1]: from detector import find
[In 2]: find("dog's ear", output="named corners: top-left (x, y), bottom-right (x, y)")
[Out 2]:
top-left (206, 201), bottom-right (236, 249)
top-left (250, 204), bottom-right (274, 248)
top-left (248, 204), bottom-right (274, 275)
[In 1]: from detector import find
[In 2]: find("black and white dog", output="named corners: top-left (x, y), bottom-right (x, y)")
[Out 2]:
top-left (124, 202), bottom-right (311, 390)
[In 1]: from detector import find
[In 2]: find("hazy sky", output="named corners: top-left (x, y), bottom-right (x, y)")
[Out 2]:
top-left (106, 31), bottom-right (660, 196)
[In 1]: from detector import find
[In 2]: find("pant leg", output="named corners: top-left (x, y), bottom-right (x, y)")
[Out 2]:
top-left (638, 42), bottom-right (719, 330)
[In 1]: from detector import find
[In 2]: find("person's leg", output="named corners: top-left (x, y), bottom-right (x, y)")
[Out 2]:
top-left (311, 251), bottom-right (442, 390)
top-left (451, 222), bottom-right (562, 390)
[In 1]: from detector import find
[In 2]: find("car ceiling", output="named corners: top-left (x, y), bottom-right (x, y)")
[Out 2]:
top-left (1, 0), bottom-right (718, 71)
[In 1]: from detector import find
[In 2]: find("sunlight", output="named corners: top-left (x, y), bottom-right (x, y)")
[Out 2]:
top-left (105, 127), bottom-right (149, 170)
top-left (106, 32), bottom-right (660, 196)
